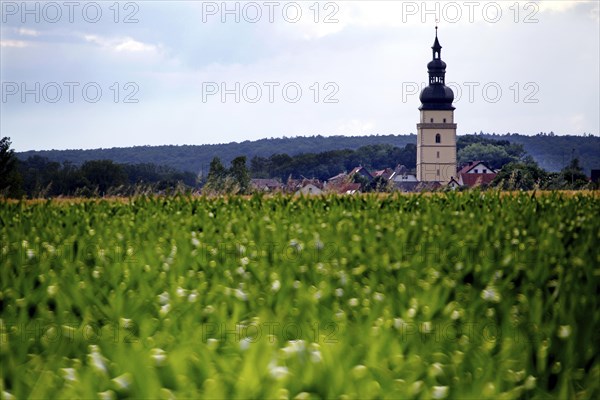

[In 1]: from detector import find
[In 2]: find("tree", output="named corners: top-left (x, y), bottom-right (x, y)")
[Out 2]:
top-left (230, 156), bottom-right (251, 194)
top-left (80, 160), bottom-right (127, 194)
top-left (0, 137), bottom-right (23, 197)
top-left (457, 137), bottom-right (526, 170)
top-left (369, 176), bottom-right (393, 192)
top-left (458, 143), bottom-right (512, 169)
top-left (353, 173), bottom-right (372, 192)
top-left (250, 156), bottom-right (271, 178)
top-left (18, 155), bottom-right (61, 197)
top-left (204, 157), bottom-right (227, 194)
top-left (559, 158), bottom-right (589, 189)
top-left (491, 159), bottom-right (548, 190)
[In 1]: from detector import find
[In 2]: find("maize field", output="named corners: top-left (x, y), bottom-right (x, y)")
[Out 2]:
top-left (1, 192), bottom-right (599, 398)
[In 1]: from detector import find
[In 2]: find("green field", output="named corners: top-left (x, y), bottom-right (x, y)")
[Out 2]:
top-left (1, 192), bottom-right (599, 399)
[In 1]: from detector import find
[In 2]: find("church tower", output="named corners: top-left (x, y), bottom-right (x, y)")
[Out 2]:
top-left (416, 27), bottom-right (457, 183)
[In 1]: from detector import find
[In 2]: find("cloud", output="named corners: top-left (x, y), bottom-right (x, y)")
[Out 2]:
top-left (0, 40), bottom-right (29, 48)
top-left (83, 34), bottom-right (160, 54)
top-left (17, 28), bottom-right (39, 37)
top-left (336, 119), bottom-right (376, 135)
top-left (114, 38), bottom-right (157, 53)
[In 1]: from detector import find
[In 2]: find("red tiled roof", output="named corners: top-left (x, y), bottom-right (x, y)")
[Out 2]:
top-left (343, 183), bottom-right (361, 193)
top-left (373, 168), bottom-right (395, 180)
top-left (332, 182), bottom-right (361, 193)
top-left (460, 173), bottom-right (497, 187)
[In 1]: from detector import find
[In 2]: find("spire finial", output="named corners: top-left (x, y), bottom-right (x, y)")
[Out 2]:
top-left (435, 25), bottom-right (438, 37)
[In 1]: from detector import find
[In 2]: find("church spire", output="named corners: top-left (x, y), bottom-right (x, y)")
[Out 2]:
top-left (432, 26), bottom-right (441, 60)
top-left (419, 27), bottom-right (455, 111)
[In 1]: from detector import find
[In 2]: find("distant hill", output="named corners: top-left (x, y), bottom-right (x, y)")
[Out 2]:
top-left (17, 133), bottom-right (600, 175)
top-left (485, 133), bottom-right (600, 175)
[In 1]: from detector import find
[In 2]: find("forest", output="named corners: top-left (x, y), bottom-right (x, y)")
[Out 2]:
top-left (16, 133), bottom-right (600, 176)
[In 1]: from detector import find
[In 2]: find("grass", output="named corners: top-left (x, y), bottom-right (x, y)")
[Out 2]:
top-left (1, 191), bottom-right (599, 399)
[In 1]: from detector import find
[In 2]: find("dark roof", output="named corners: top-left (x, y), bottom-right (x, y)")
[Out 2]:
top-left (458, 161), bottom-right (496, 176)
top-left (432, 26), bottom-right (442, 51)
top-left (432, 36), bottom-right (441, 52)
top-left (349, 166), bottom-right (373, 178)
top-left (420, 28), bottom-right (454, 111)
top-left (419, 85), bottom-right (455, 111)
top-left (394, 164), bottom-right (409, 175)
top-left (448, 176), bottom-right (460, 185)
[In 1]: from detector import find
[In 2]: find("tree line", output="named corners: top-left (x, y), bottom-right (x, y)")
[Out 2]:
top-left (490, 158), bottom-right (590, 191)
top-left (1, 138), bottom-right (197, 198)
top-left (1, 136), bottom-right (594, 198)
top-left (249, 143), bottom-right (417, 181)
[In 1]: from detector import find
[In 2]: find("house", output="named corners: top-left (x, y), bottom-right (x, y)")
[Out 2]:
top-left (349, 166), bottom-right (373, 181)
top-left (373, 168), bottom-right (396, 181)
top-left (251, 179), bottom-right (283, 192)
top-left (327, 166), bottom-right (373, 192)
top-left (334, 182), bottom-right (361, 195)
top-left (296, 179), bottom-right (324, 195)
top-left (392, 165), bottom-right (418, 183)
top-left (457, 161), bottom-right (497, 187)
top-left (329, 166), bottom-right (373, 185)
top-left (448, 176), bottom-right (461, 190)
top-left (295, 183), bottom-right (323, 196)
top-left (393, 173), bottom-right (418, 183)
top-left (327, 172), bottom-right (348, 186)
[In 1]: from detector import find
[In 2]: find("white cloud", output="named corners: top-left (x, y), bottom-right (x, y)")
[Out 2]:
top-left (114, 38), bottom-right (157, 53)
top-left (17, 28), bottom-right (39, 37)
top-left (336, 119), bottom-right (376, 135)
top-left (83, 34), bottom-right (160, 54)
top-left (0, 40), bottom-right (28, 48)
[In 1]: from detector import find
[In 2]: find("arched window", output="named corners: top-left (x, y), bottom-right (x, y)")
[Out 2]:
top-left (435, 133), bottom-right (441, 143)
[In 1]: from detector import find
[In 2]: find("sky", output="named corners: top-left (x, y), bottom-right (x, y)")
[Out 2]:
top-left (1, 0), bottom-right (599, 152)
